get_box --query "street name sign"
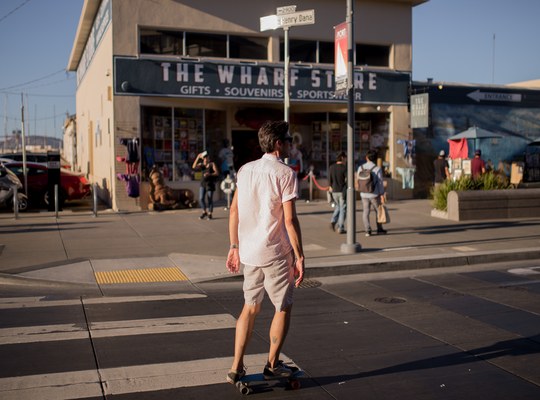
[278,9,315,27]
[260,5,315,31]
[277,5,296,15]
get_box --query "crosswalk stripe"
[0,324,89,344]
[0,370,103,400]
[91,314,236,338]
[0,293,206,309]
[0,294,306,399]
[0,353,296,400]
[0,313,236,345]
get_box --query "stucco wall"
[75,26,115,207]
[111,0,413,69]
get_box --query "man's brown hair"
[258,120,290,153]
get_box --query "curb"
[2,248,539,287]
[0,272,98,288]
[198,247,540,283]
[304,247,540,278]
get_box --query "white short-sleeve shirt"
[236,153,298,266]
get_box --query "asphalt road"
[1,260,539,399]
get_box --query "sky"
[0,0,83,144]
[412,0,540,85]
[0,0,539,143]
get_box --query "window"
[229,35,267,60]
[7,165,23,175]
[140,29,183,55]
[186,32,226,58]
[318,41,334,64]
[141,106,226,182]
[29,167,47,176]
[140,30,268,61]
[356,44,390,67]
[279,40,335,64]
[280,39,316,63]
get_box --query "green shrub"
[431,172,511,211]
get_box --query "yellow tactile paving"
[95,267,188,284]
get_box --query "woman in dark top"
[192,151,220,219]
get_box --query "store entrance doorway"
[232,130,262,170]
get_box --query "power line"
[2,90,75,98]
[0,68,65,91]
[0,0,32,24]
[22,93,74,98]
[0,112,69,122]
[2,92,74,98]
[0,76,75,94]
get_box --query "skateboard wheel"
[237,383,252,395]
[289,379,301,390]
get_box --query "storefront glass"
[289,112,390,178]
[141,106,226,182]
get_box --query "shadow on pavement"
[304,334,540,388]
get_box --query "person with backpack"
[357,150,387,236]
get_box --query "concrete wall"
[447,189,540,221]
[75,26,115,207]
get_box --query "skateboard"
[235,367,304,395]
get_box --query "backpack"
[357,165,376,193]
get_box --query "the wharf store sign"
[115,57,409,105]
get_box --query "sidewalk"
[1,199,540,287]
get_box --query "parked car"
[4,161,91,207]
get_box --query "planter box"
[445,188,540,221]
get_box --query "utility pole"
[54,105,57,150]
[260,5,315,122]
[2,94,7,152]
[341,0,361,254]
[492,33,496,84]
[283,26,290,122]
[20,94,28,195]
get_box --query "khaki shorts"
[243,251,295,312]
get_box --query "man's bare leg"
[267,304,292,367]
[230,303,261,372]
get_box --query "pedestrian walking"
[357,149,387,236]
[192,151,220,219]
[225,120,305,384]
[471,149,486,179]
[433,149,450,188]
[328,151,347,234]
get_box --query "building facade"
[62,115,77,171]
[68,0,426,211]
[411,81,540,197]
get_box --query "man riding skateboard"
[226,120,305,384]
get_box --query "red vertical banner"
[334,22,348,94]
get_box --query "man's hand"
[294,256,305,288]
[226,249,240,274]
